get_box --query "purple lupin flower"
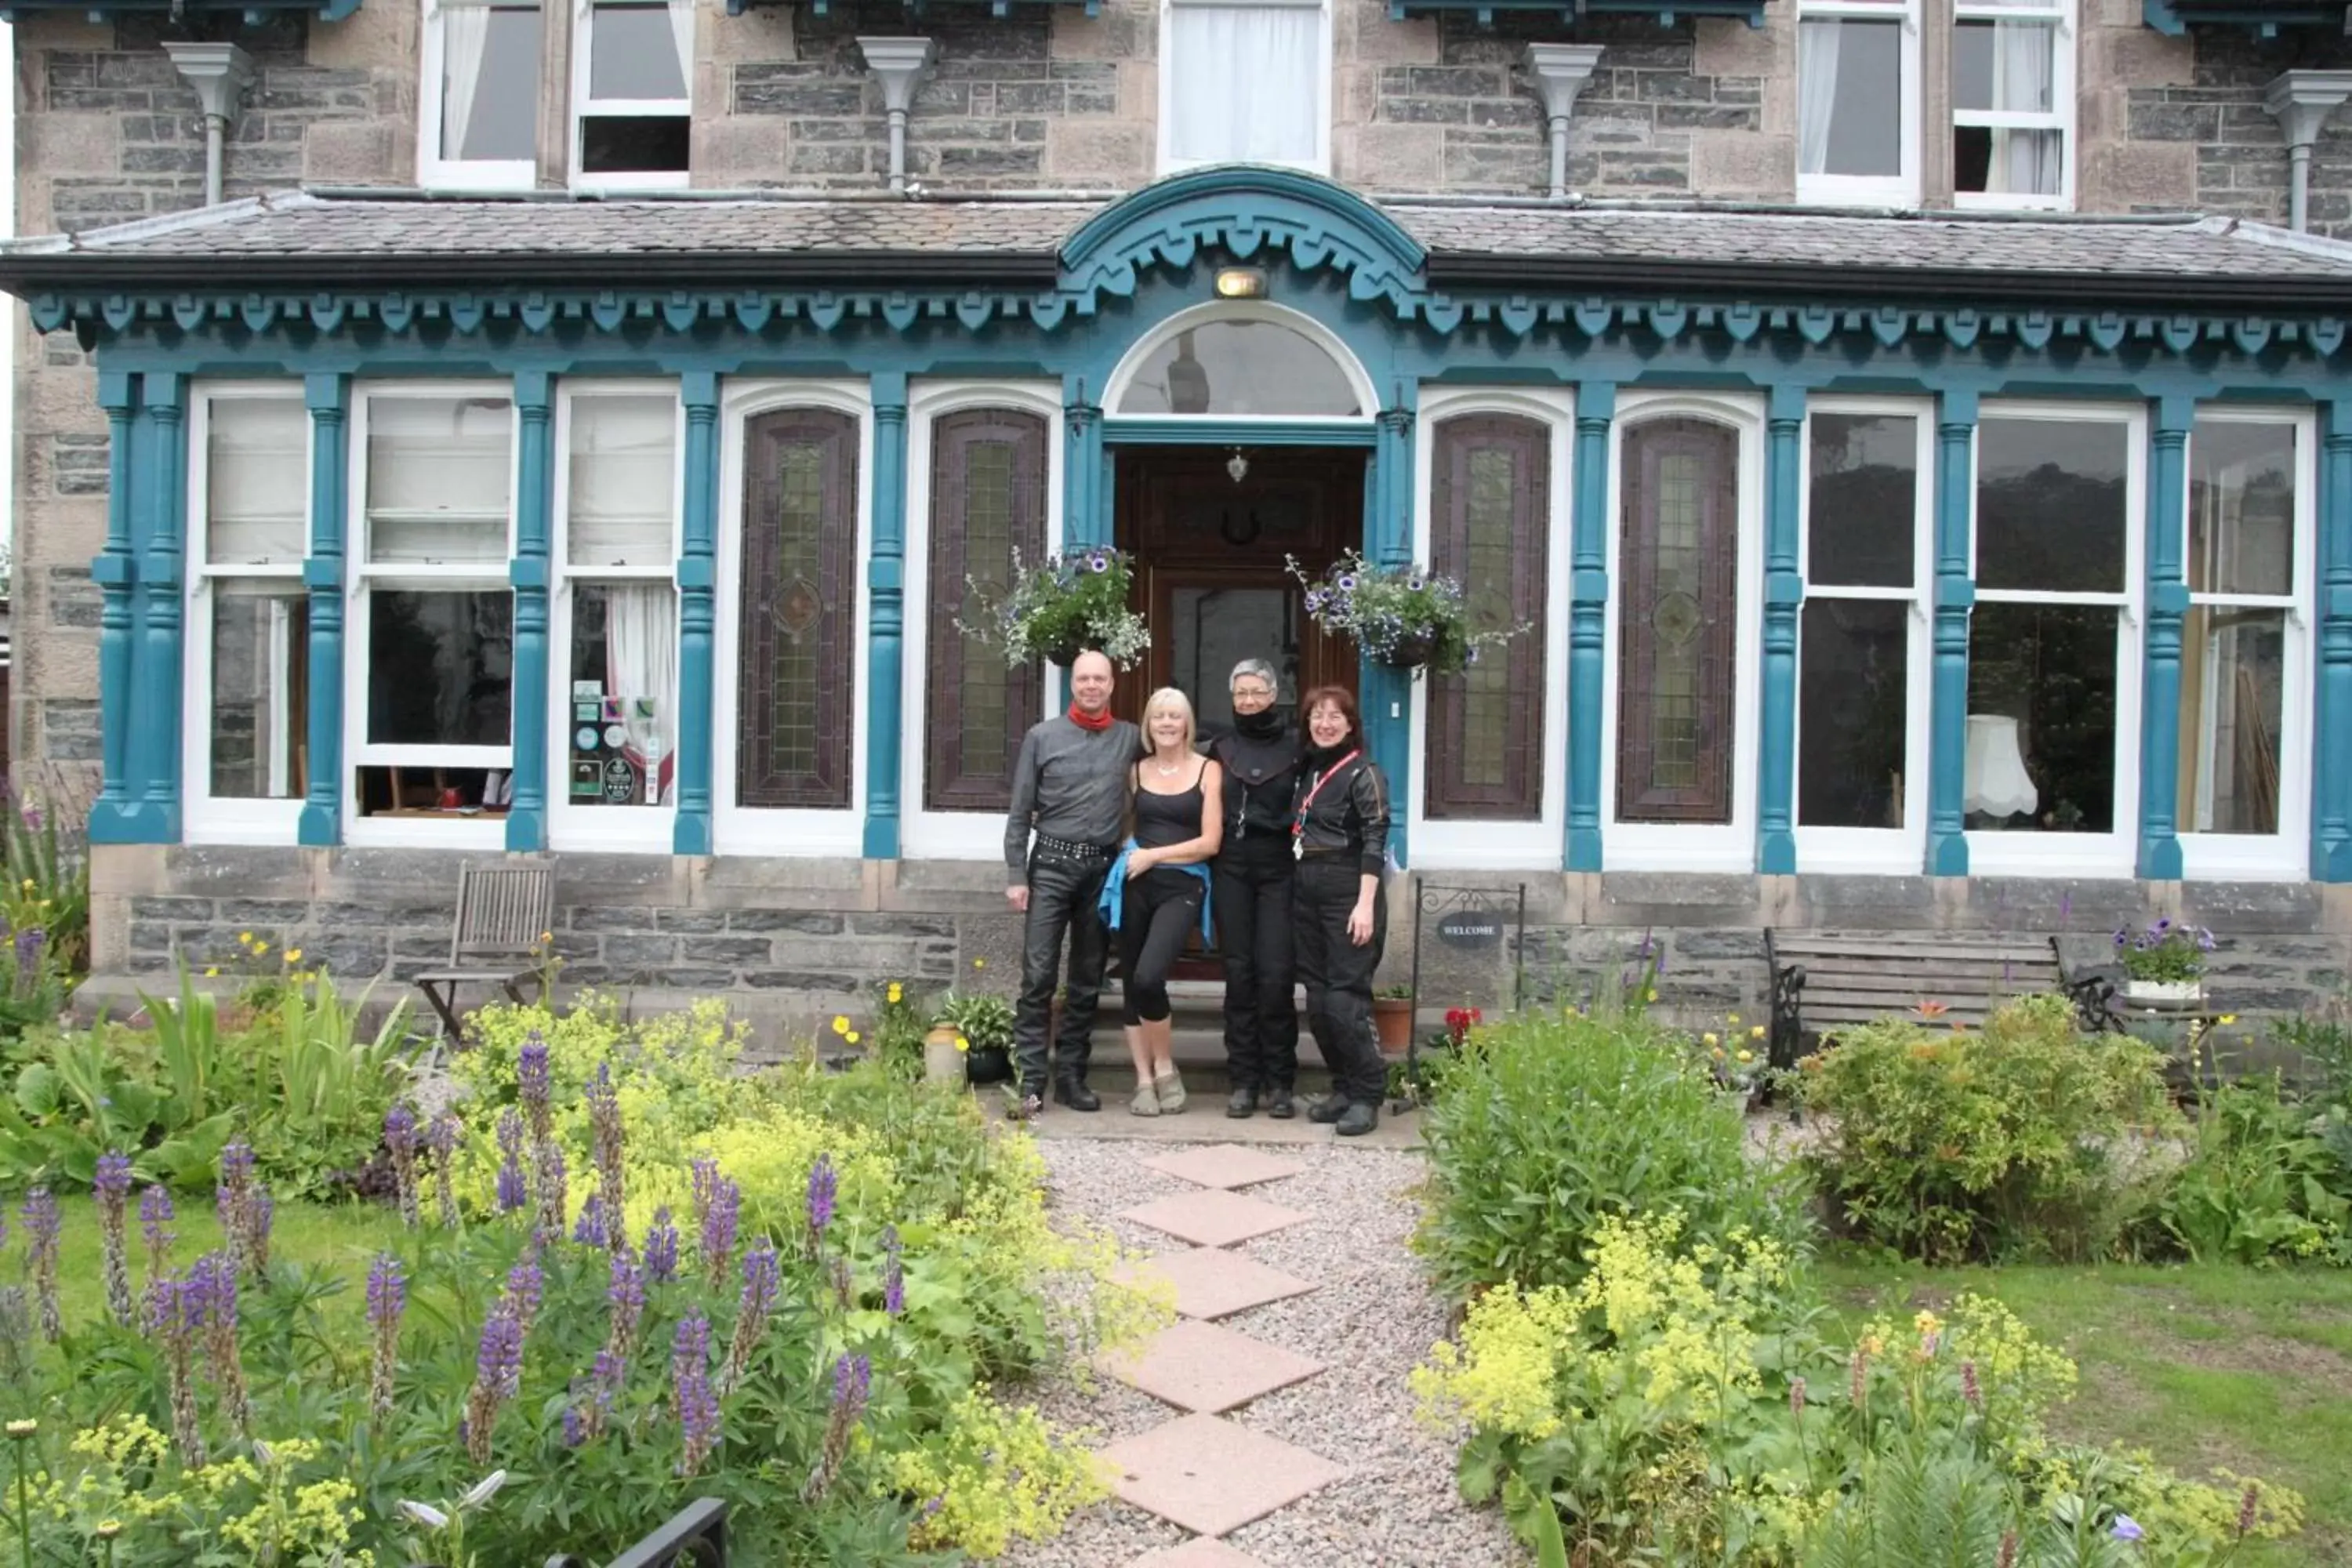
[385,1104,422,1229]
[248,1187,274,1273]
[503,1255,545,1336]
[586,1063,626,1238]
[606,1245,647,1361]
[464,1303,525,1467]
[804,1351,872,1501]
[699,1171,740,1290]
[366,1252,405,1424]
[216,1140,257,1279]
[721,1238,782,1393]
[93,1152,135,1327]
[882,1225,905,1317]
[15,927,47,993]
[151,1272,207,1468]
[21,1190,60,1341]
[427,1111,462,1229]
[580,1345,627,1443]
[572,1193,608,1250]
[517,1033,553,1144]
[644,1207,680,1284]
[536,1141,568,1240]
[670,1311,720,1477]
[193,1250,252,1436]
[561,1403,586,1448]
[804,1154,837,1257]
[139,1185,176,1284]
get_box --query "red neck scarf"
[1067,702,1114,732]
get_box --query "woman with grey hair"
[1207,658,1303,1117]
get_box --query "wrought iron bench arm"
[545,1498,728,1568]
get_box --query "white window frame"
[713,379,872,857]
[2178,406,2314,880]
[1103,299,1377,430]
[1601,391,1766,872]
[343,381,520,851]
[419,0,541,191]
[1793,397,1934,872]
[1963,398,2143,878]
[183,382,311,846]
[1407,385,1573,869]
[1156,0,1332,177]
[901,380,1065,862]
[571,0,692,193]
[1951,0,2075,212]
[550,380,684,854]
[1795,0,1922,208]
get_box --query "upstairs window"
[1161,0,1329,174]
[422,0,543,189]
[574,0,694,187]
[1952,0,2072,208]
[1797,0,1918,205]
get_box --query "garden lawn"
[1820,1254,2352,1568]
[30,1191,408,1331]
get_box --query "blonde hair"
[1142,687,1198,754]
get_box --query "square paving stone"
[1100,1318,1326,1413]
[1118,1247,1317,1320]
[1139,1144,1308,1190]
[1120,1189,1310,1248]
[1102,1413,1346,1537]
[1128,1539,1276,1567]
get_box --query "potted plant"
[1374,983,1416,1057]
[2115,917,2215,1008]
[958,546,1152,670]
[1287,550,1530,678]
[935,989,1017,1086]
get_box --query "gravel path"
[1001,1138,1524,1568]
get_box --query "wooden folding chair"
[412,861,557,1040]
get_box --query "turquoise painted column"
[87,372,140,844]
[2137,397,2193,880]
[1927,392,1978,876]
[132,373,187,842]
[298,375,350,847]
[506,372,553,852]
[673,372,720,856]
[1566,382,1613,872]
[1367,396,1415,867]
[863,373,910,860]
[1062,383,1105,549]
[2317,402,2352,880]
[1758,385,1806,874]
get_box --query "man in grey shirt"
[1004,649,1141,1120]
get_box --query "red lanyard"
[1291,750,1361,840]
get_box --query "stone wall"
[9,5,414,779]
[86,845,2352,1051]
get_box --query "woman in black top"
[1115,688,1224,1117]
[1290,685,1391,1137]
[1209,659,1303,1120]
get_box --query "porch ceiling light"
[1214,267,1268,299]
[1227,448,1250,484]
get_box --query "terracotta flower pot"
[1374,996,1414,1057]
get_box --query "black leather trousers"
[1213,838,1300,1092]
[1293,855,1388,1105]
[1012,851,1112,1094]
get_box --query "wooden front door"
[1617,417,1739,824]
[1114,447,1362,730]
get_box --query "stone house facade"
[11,0,2352,1042]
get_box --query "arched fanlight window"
[1114,318,1363,417]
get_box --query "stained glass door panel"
[1617,418,1738,824]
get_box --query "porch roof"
[9,186,2352,310]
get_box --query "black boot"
[1308,1093,1348,1124]
[1265,1087,1295,1120]
[1225,1087,1258,1119]
[1334,1102,1380,1138]
[1052,1078,1102,1112]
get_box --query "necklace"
[1151,757,1184,778]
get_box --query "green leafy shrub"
[1414,1005,1810,1298]
[0,779,89,1040]
[2155,1073,2351,1265]
[1412,1209,2303,1568]
[1797,995,2176,1263]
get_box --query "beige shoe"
[1130,1081,1162,1116]
[1155,1069,1187,1114]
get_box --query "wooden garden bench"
[1763,928,2063,1070]
[411,861,556,1040]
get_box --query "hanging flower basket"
[956,547,1151,671]
[1286,550,1528,678]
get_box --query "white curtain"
[666,0,696,99]
[1987,20,2059,195]
[605,585,678,805]
[1167,3,1321,166]
[439,0,492,162]
[1797,20,1842,177]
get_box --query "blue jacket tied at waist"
[1097,840,1214,943]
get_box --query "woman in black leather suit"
[1288,685,1391,1137]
